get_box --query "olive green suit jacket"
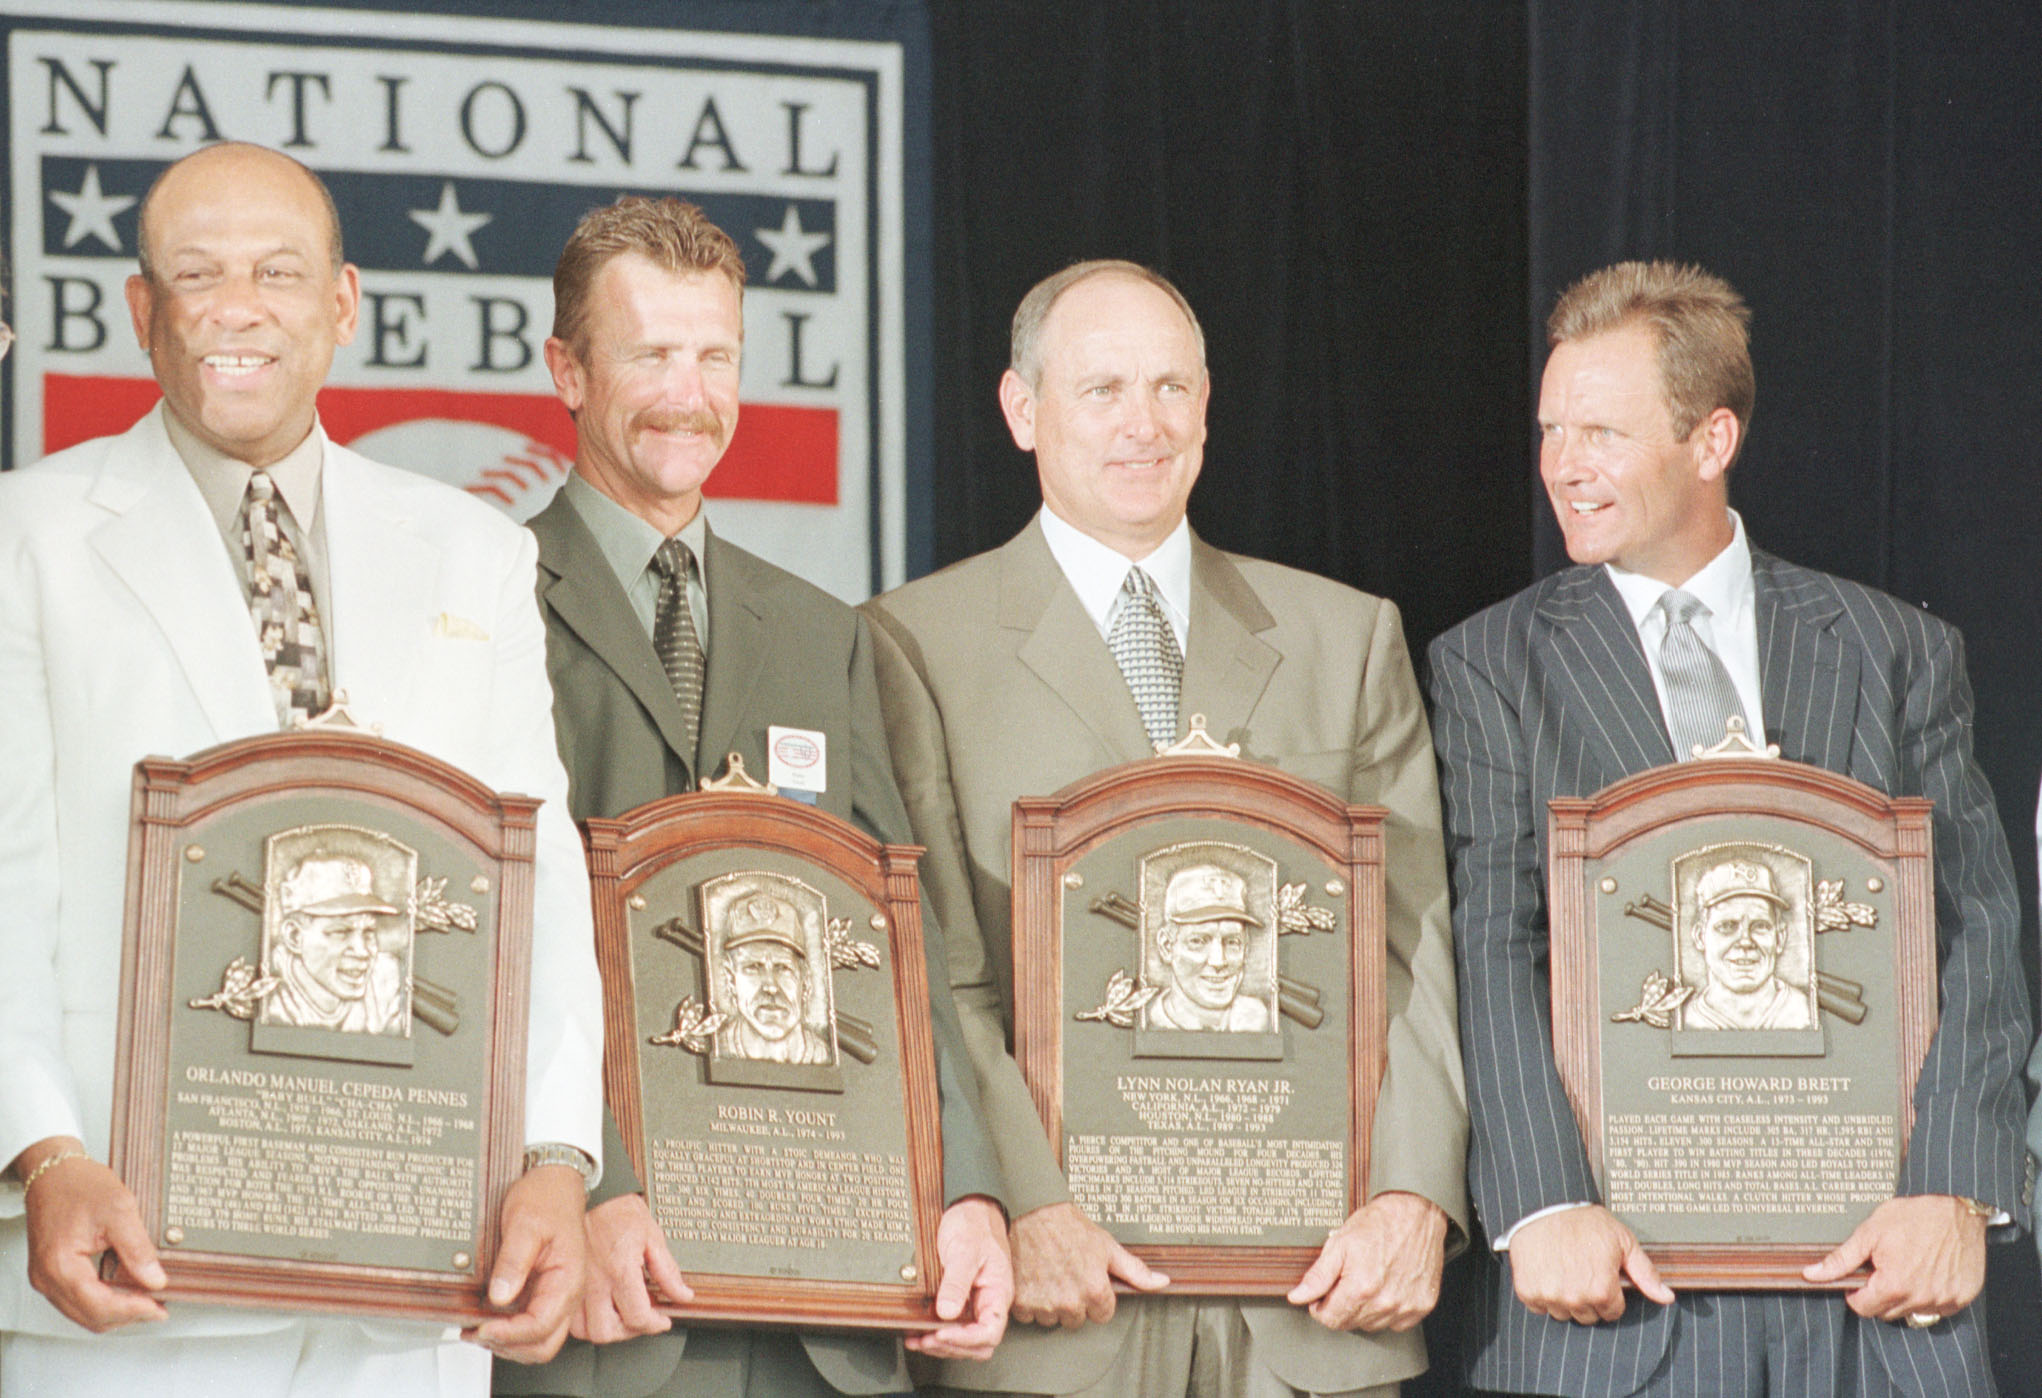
[496,493,1002,1398]
[861,519,1469,1394]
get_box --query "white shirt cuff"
[1493,1200,1594,1251]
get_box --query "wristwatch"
[522,1142,598,1192]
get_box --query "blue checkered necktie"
[1108,566,1182,750]
[651,536,705,757]
[1655,588,1744,759]
[241,469,329,729]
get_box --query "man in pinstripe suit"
[1428,261,2032,1397]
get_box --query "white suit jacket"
[0,405,603,1339]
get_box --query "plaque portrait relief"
[1139,862,1274,1033]
[712,891,834,1065]
[1073,837,1335,1065]
[259,845,414,1038]
[667,870,851,1092]
[1675,848,1815,1032]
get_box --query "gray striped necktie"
[1656,588,1743,759]
[651,536,705,757]
[1108,566,1182,749]
[241,469,329,728]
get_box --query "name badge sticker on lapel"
[768,726,827,796]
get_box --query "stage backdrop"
[1,0,932,600]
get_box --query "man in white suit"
[0,142,603,1394]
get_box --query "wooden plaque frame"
[1549,752,1936,1289]
[1013,748,1386,1293]
[110,727,535,1321]
[586,787,944,1332]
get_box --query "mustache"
[637,407,725,439]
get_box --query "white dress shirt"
[1037,506,1192,653]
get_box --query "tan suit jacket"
[862,519,1468,1393]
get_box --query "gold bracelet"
[1955,1196,1998,1219]
[19,1149,89,1197]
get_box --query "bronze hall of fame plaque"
[1012,719,1388,1293]
[110,720,536,1321]
[1548,726,1936,1288]
[587,757,943,1332]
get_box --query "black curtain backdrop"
[926,1,1532,653]
[1529,6,2042,1391]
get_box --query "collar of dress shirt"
[562,472,711,646]
[1604,509,1754,635]
[166,403,326,540]
[1037,505,1192,649]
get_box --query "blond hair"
[1548,260,1754,442]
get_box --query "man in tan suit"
[862,261,1469,1397]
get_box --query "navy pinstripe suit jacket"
[1427,550,2031,1397]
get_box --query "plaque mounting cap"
[700,751,774,794]
[1691,716,1780,761]
[297,688,381,736]
[1157,713,1240,760]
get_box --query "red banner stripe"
[39,376,838,504]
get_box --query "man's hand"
[1508,1205,1673,1325]
[908,1195,1012,1361]
[1010,1201,1168,1329]
[468,1165,588,1364]
[1803,1194,1987,1323]
[571,1193,694,1344]
[1286,1191,1447,1332]
[17,1136,167,1332]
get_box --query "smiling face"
[724,941,806,1042]
[545,255,742,537]
[1537,321,1738,586]
[125,145,359,468]
[1696,893,1783,996]
[1160,916,1248,1012]
[1000,272,1209,561]
[284,910,380,1002]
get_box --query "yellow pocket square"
[434,612,490,641]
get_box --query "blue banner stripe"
[39,155,836,292]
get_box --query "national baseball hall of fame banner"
[1,0,929,600]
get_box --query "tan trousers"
[919,1294,1401,1398]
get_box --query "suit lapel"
[696,528,770,781]
[1753,550,1859,771]
[1535,567,1676,774]
[86,409,275,740]
[1180,537,1277,747]
[1004,524,1155,763]
[529,493,699,779]
[322,447,436,728]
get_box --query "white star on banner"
[408,182,493,270]
[755,204,831,287]
[49,164,136,252]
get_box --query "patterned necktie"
[1655,588,1744,759]
[1108,565,1183,750]
[651,536,705,756]
[241,469,329,728]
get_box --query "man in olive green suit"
[862,261,1469,1397]
[497,197,1009,1398]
